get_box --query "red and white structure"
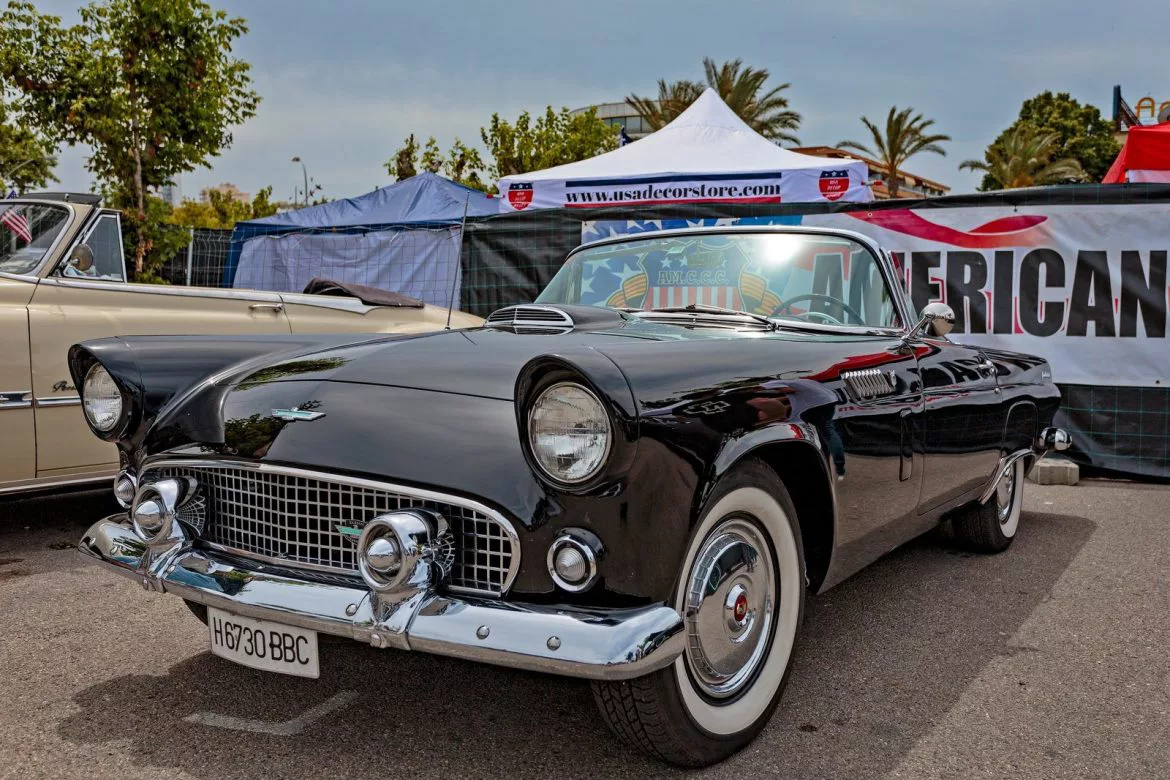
[1103,121,1170,184]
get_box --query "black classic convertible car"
[74,226,1068,766]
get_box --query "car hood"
[216,316,822,401]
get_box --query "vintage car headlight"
[82,363,123,433]
[528,382,611,484]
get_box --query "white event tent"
[497,88,872,211]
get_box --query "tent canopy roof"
[1103,122,1170,183]
[501,88,868,183]
[240,171,497,229]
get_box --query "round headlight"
[82,363,123,433]
[528,382,611,484]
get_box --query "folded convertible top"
[302,277,425,308]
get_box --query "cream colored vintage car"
[0,193,481,496]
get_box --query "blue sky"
[37,0,1170,201]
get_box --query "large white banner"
[582,204,1170,387]
[501,169,872,212]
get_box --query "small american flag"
[0,206,32,244]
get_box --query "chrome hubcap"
[684,517,776,699]
[996,464,1016,524]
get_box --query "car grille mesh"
[146,463,517,596]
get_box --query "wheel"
[592,460,806,767]
[951,457,1025,553]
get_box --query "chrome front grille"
[145,462,519,596]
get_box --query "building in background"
[159,176,181,207]
[791,147,949,199]
[571,101,656,141]
[199,182,250,204]
[1112,85,1169,142]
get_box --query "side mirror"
[66,244,95,273]
[912,302,955,339]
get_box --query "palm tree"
[837,107,950,198]
[959,127,1087,189]
[625,58,801,144]
[625,79,704,134]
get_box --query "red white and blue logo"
[818,169,851,202]
[507,181,534,210]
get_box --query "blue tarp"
[224,172,498,286]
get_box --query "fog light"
[113,471,137,509]
[365,536,402,575]
[546,531,601,593]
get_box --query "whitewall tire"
[952,457,1026,553]
[592,459,806,766]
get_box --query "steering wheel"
[772,293,866,326]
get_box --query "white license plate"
[207,606,320,679]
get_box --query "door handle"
[249,303,284,313]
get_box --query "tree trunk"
[132,143,146,277]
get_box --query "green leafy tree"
[390,133,419,180]
[626,58,801,143]
[837,106,950,198]
[960,126,1087,189]
[481,106,618,180]
[169,185,279,229]
[386,134,486,189]
[0,0,260,280]
[978,91,1120,188]
[0,95,56,193]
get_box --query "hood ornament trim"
[271,407,326,422]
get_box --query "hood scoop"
[485,305,575,334]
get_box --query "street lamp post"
[291,156,309,207]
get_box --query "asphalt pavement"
[0,480,1167,779]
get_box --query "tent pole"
[445,193,471,329]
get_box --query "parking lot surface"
[1,480,1167,779]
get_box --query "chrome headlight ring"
[526,381,613,486]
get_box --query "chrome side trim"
[140,457,522,595]
[78,514,685,681]
[0,271,39,283]
[34,395,81,407]
[0,390,32,410]
[978,448,1032,504]
[277,292,379,314]
[37,276,284,302]
[0,471,111,496]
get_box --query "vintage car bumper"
[78,513,685,681]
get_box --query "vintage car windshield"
[0,203,71,275]
[537,231,901,329]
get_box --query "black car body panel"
[70,315,1059,604]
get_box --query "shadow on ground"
[57,510,1093,778]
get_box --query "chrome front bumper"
[79,514,685,681]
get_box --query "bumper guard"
[79,514,684,681]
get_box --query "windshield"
[537,231,901,329]
[0,203,71,275]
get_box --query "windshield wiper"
[633,303,776,330]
